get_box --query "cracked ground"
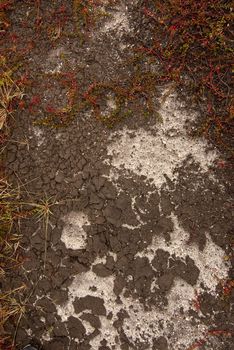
[1,1,233,350]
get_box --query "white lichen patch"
[100,3,131,36]
[123,281,207,349]
[29,126,45,147]
[106,94,117,110]
[56,210,230,349]
[61,211,90,250]
[56,270,207,349]
[45,47,65,74]
[107,93,218,188]
[137,213,230,292]
[100,94,118,118]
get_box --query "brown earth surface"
[1,1,233,350]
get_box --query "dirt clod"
[73,296,106,316]
[66,316,86,339]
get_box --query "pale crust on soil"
[2,1,233,350]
